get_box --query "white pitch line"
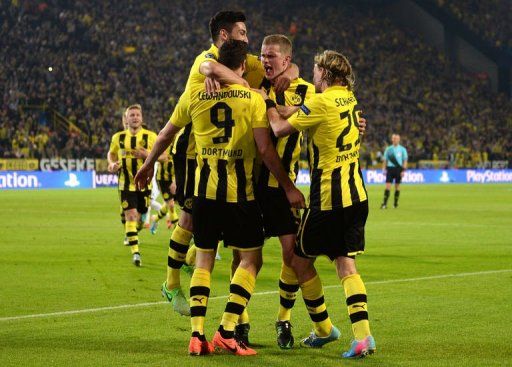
[1,269,510,322]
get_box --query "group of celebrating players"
[108,10,375,359]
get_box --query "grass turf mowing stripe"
[1,268,510,322]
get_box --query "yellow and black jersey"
[156,146,174,181]
[288,85,367,210]
[258,77,315,188]
[172,44,264,158]
[109,128,157,192]
[170,83,268,203]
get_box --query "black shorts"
[119,190,151,214]
[295,200,369,261]
[193,197,264,251]
[256,187,300,237]
[157,180,175,201]
[174,155,196,214]
[386,167,403,184]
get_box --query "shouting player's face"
[260,44,290,81]
[126,108,143,130]
[227,22,248,43]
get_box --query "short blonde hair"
[314,50,355,90]
[125,104,142,115]
[262,34,292,56]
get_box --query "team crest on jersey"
[163,193,169,200]
[290,94,303,106]
[122,200,129,209]
[204,53,216,59]
[140,140,146,148]
[300,104,311,115]
[184,198,193,210]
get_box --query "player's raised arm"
[200,61,249,89]
[135,122,181,190]
[253,127,305,208]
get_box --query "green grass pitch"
[1,184,511,366]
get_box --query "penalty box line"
[1,269,510,322]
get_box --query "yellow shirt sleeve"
[251,93,269,129]
[169,92,192,128]
[187,51,218,91]
[246,53,263,74]
[288,94,325,131]
[109,133,119,155]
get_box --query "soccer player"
[381,133,408,209]
[135,40,305,356]
[162,10,299,317]
[254,34,315,349]
[260,50,376,358]
[108,104,164,266]
[149,145,179,234]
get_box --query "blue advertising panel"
[0,171,95,190]
[94,172,119,188]
[296,169,512,186]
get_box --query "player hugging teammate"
[133,10,374,360]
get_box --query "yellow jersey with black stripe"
[288,85,366,210]
[172,44,265,159]
[258,77,315,188]
[109,128,157,192]
[156,146,174,181]
[170,84,268,203]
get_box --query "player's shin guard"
[383,189,390,205]
[277,264,299,321]
[300,274,332,337]
[394,190,400,206]
[190,268,211,337]
[219,267,255,338]
[166,225,193,290]
[157,204,168,220]
[126,221,139,254]
[342,274,371,340]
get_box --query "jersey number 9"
[210,102,235,144]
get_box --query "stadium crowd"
[1,0,511,167]
[436,0,512,52]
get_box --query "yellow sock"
[166,225,192,289]
[185,244,197,267]
[300,274,332,337]
[277,263,299,321]
[126,221,139,254]
[342,273,371,340]
[238,308,249,324]
[169,206,179,223]
[190,268,211,335]
[220,267,255,335]
[158,204,168,220]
